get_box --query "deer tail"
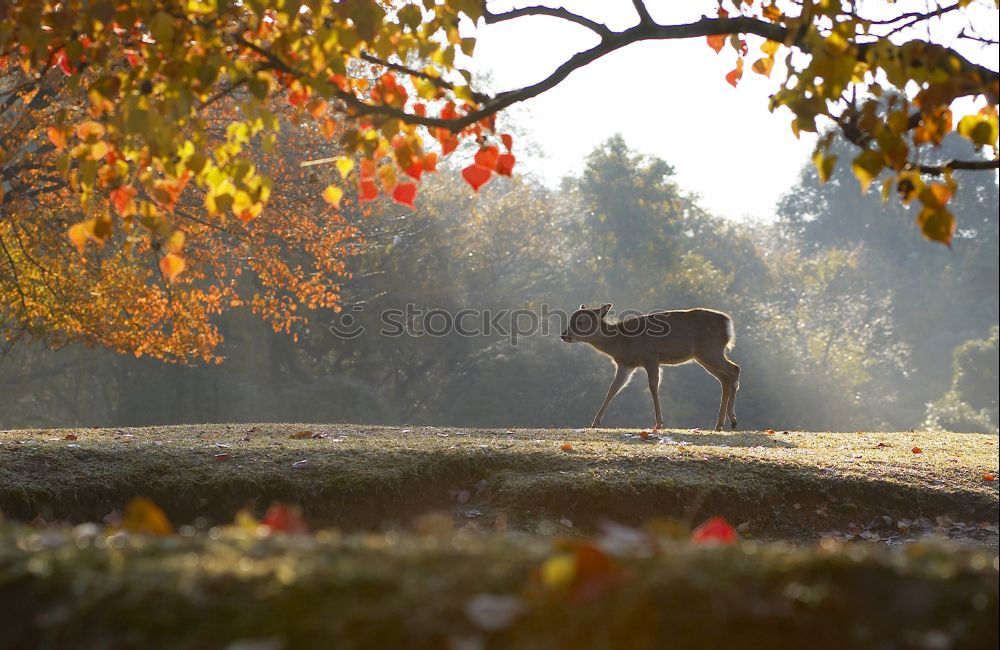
[724,317,735,352]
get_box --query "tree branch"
[916,158,1000,176]
[481,2,612,39]
[631,0,654,26]
[358,52,492,104]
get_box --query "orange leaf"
[64,433,78,440]
[122,497,173,536]
[751,56,774,78]
[261,502,308,533]
[47,127,67,150]
[322,118,337,139]
[561,442,574,452]
[912,447,922,454]
[706,34,726,54]
[358,178,378,202]
[413,103,427,117]
[984,473,996,481]
[392,182,417,209]
[359,158,376,179]
[474,145,500,170]
[159,253,186,282]
[725,60,744,87]
[501,133,513,152]
[639,431,650,440]
[67,222,91,254]
[766,428,776,435]
[110,186,137,216]
[75,120,105,141]
[495,153,516,177]
[691,516,738,544]
[462,164,492,191]
[422,152,438,172]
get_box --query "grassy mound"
[1,523,996,649]
[1,425,997,540]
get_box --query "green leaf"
[851,150,883,193]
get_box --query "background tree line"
[1,132,997,433]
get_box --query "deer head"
[561,303,612,343]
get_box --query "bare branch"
[631,0,654,26]
[917,158,1000,176]
[482,2,612,39]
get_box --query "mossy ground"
[1,424,997,542]
[1,424,998,648]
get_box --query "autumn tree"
[1,0,998,360]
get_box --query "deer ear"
[599,303,612,317]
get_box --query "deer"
[561,304,740,432]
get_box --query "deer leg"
[645,362,664,430]
[727,362,740,430]
[591,365,633,428]
[695,357,733,432]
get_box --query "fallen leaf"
[261,502,308,533]
[691,516,739,544]
[766,429,776,435]
[984,473,996,481]
[912,447,922,454]
[289,430,314,439]
[560,443,574,452]
[63,433,78,441]
[639,431,650,440]
[122,497,172,536]
[214,453,231,462]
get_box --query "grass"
[1,424,997,541]
[1,522,996,649]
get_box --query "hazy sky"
[464,1,997,221]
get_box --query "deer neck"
[581,324,620,356]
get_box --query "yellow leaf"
[915,206,955,246]
[89,141,109,160]
[919,183,952,210]
[67,222,91,254]
[335,157,354,179]
[752,56,774,78]
[322,184,344,207]
[123,497,173,535]
[377,164,397,192]
[164,230,185,254]
[159,252,186,282]
[540,554,576,588]
[812,150,837,182]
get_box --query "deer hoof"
[731,421,738,430]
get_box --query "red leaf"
[984,473,996,481]
[501,133,513,152]
[110,187,137,216]
[691,516,739,544]
[55,49,73,75]
[261,503,308,533]
[462,164,492,191]
[561,442,574,452]
[495,153,516,177]
[474,145,500,170]
[392,182,417,209]
[441,134,459,156]
[912,447,922,454]
[359,158,376,179]
[404,162,423,180]
[422,152,438,172]
[413,103,427,117]
[358,178,378,202]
